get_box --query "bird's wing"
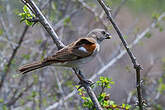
[43,38,96,63]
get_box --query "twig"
[22,0,65,50]
[45,90,77,110]
[112,0,128,18]
[45,11,165,110]
[0,25,29,90]
[40,0,53,10]
[96,0,143,109]
[96,0,128,68]
[6,75,26,106]
[52,9,78,30]
[21,0,103,110]
[53,69,68,109]
[104,105,129,110]
[72,68,103,110]
[76,0,107,28]
[5,82,33,106]
[1,1,54,104]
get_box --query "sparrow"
[19,29,111,74]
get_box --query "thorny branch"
[96,0,148,109]
[45,9,165,110]
[21,0,103,110]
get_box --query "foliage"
[144,32,152,39]
[0,0,165,109]
[77,76,131,110]
[158,77,165,94]
[18,5,35,26]
[157,60,165,94]
[125,0,165,14]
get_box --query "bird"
[19,29,111,74]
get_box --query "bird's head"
[87,28,112,44]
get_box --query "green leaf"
[12,74,20,79]
[97,76,114,88]
[126,104,131,109]
[32,74,39,84]
[103,100,109,106]
[163,16,165,21]
[112,104,117,108]
[81,96,87,101]
[19,5,35,26]
[152,12,160,20]
[53,95,56,101]
[32,91,37,97]
[23,5,30,13]
[11,59,16,65]
[145,32,152,39]
[0,29,3,36]
[0,98,4,103]
[35,39,43,44]
[161,84,165,91]
[155,23,160,28]
[2,105,8,110]
[19,99,25,105]
[22,54,30,60]
[159,77,163,83]
[64,17,71,26]
[122,103,125,108]
[162,57,165,63]
[109,100,115,105]
[25,20,33,26]
[159,27,163,32]
[4,64,8,72]
[51,2,57,10]
[25,107,31,110]
[123,35,128,39]
[155,23,164,32]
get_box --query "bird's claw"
[77,79,95,90]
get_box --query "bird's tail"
[19,60,53,74]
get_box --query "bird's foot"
[77,79,95,90]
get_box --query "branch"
[0,25,29,90]
[6,75,26,106]
[46,11,165,110]
[45,90,77,110]
[21,0,102,110]
[22,0,65,50]
[76,0,107,29]
[0,0,55,102]
[53,69,68,109]
[112,0,128,18]
[72,68,103,110]
[5,81,33,106]
[97,0,140,69]
[96,0,143,109]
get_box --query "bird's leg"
[72,67,94,89]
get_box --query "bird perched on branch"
[19,29,111,74]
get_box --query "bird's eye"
[101,31,106,35]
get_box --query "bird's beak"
[105,33,112,39]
